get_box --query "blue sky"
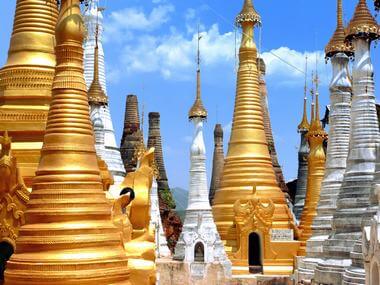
[1,0,379,190]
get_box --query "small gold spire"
[325,0,353,58]
[309,73,327,136]
[189,30,207,120]
[88,23,108,105]
[346,0,379,42]
[298,57,310,131]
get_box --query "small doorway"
[248,232,262,274]
[194,242,205,262]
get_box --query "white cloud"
[261,47,329,86]
[115,24,235,80]
[104,4,174,42]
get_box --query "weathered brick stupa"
[212,0,299,275]
[314,0,380,284]
[294,69,310,220]
[257,58,289,199]
[147,112,182,251]
[296,0,353,281]
[4,1,131,283]
[174,41,231,280]
[0,0,58,187]
[84,0,126,198]
[209,124,224,205]
[120,94,143,174]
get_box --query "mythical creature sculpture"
[0,131,30,248]
[0,131,30,279]
[114,146,157,285]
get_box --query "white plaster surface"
[84,1,126,198]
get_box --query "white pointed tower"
[173,33,231,277]
[84,1,126,198]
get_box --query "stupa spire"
[212,0,299,274]
[4,1,130,283]
[326,0,353,58]
[174,41,231,278]
[88,23,108,105]
[189,30,207,121]
[296,1,353,277]
[314,0,380,283]
[298,58,310,132]
[297,73,327,255]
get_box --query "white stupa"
[84,1,126,198]
[173,37,231,278]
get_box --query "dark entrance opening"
[194,242,205,262]
[0,241,14,281]
[248,232,262,274]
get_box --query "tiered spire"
[188,32,207,121]
[88,25,108,105]
[212,0,299,274]
[325,0,353,58]
[298,77,328,253]
[297,2,353,280]
[4,1,130,283]
[346,0,379,41]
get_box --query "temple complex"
[120,94,143,174]
[4,1,131,283]
[173,40,231,280]
[212,0,299,275]
[0,0,58,187]
[84,1,126,198]
[209,124,224,205]
[147,112,183,251]
[297,78,328,256]
[294,70,311,220]
[258,58,289,199]
[296,0,353,281]
[313,0,380,284]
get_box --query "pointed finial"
[346,0,380,42]
[188,30,207,121]
[88,21,108,105]
[310,71,315,124]
[298,56,310,131]
[326,0,354,58]
[308,71,326,134]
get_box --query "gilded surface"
[0,131,30,249]
[4,1,131,284]
[297,91,327,255]
[119,147,157,285]
[212,0,299,275]
[0,0,58,187]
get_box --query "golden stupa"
[297,79,327,255]
[4,1,131,284]
[212,0,299,275]
[0,0,59,188]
